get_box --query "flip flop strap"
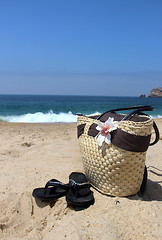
[69,179,91,197]
[69,179,90,189]
[44,179,69,194]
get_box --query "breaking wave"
[0,110,160,123]
[0,110,78,123]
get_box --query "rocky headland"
[148,87,162,97]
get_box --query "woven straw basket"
[77,106,159,197]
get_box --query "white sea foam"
[0,110,78,123]
[0,111,161,123]
[150,115,162,119]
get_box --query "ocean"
[0,94,162,123]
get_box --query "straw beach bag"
[77,106,159,197]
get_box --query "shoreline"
[0,115,162,123]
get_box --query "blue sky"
[0,0,161,96]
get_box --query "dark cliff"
[148,87,162,97]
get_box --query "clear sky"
[0,0,161,96]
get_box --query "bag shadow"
[141,179,162,201]
[128,165,162,201]
[128,179,162,202]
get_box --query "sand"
[0,119,161,240]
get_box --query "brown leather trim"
[77,123,151,152]
[88,123,99,137]
[111,129,151,152]
[77,124,86,138]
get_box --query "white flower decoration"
[95,117,118,146]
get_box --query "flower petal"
[96,134,105,147]
[96,126,102,131]
[97,120,104,128]
[109,124,118,132]
[105,117,114,125]
[105,133,111,144]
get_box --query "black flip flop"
[66,172,94,208]
[32,179,70,201]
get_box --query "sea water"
[0,95,162,123]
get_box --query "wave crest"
[0,110,161,123]
[0,110,77,123]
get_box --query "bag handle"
[121,106,153,121]
[150,121,160,146]
[97,105,159,146]
[97,105,153,120]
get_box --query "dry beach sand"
[0,119,162,240]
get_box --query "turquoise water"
[0,94,162,123]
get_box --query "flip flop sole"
[66,194,95,207]
[66,172,95,207]
[32,187,68,201]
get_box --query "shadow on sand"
[129,166,162,201]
